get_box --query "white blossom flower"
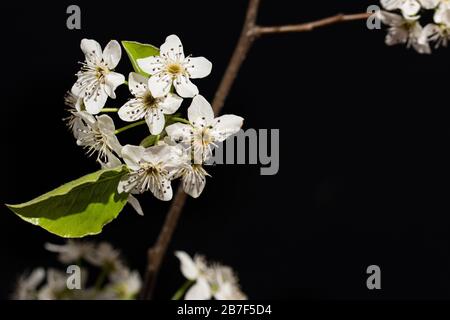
[63,91,85,134]
[434,1,450,24]
[209,266,247,300]
[377,10,431,53]
[175,251,212,300]
[72,39,125,114]
[118,72,183,134]
[37,269,68,300]
[171,145,210,198]
[106,270,142,300]
[421,22,450,47]
[175,251,247,300]
[73,112,122,168]
[13,268,45,300]
[166,95,243,163]
[85,242,123,271]
[137,35,212,98]
[118,144,181,201]
[381,0,440,17]
[45,240,95,264]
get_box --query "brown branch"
[139,1,370,300]
[254,12,370,35]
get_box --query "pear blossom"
[72,39,125,114]
[171,145,210,198]
[421,22,450,47]
[166,95,243,163]
[381,0,440,17]
[210,266,247,300]
[377,10,431,53]
[175,251,247,300]
[118,72,183,134]
[137,35,212,98]
[45,240,95,264]
[63,91,85,135]
[85,242,123,271]
[106,270,142,299]
[435,1,450,24]
[12,268,45,300]
[73,112,122,168]
[118,144,181,201]
[37,269,68,300]
[175,251,212,300]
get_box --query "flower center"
[143,93,157,108]
[167,63,183,76]
[95,66,109,81]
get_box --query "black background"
[1,0,449,300]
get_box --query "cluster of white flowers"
[65,34,243,207]
[377,0,450,53]
[12,241,141,300]
[175,251,247,300]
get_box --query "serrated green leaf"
[6,166,129,238]
[121,41,159,76]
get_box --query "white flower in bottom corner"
[118,72,183,135]
[377,10,431,53]
[72,39,125,114]
[73,111,122,168]
[137,34,212,98]
[175,251,212,300]
[175,251,247,300]
[107,270,142,300]
[13,268,45,300]
[37,269,68,300]
[209,266,247,300]
[118,144,181,201]
[166,95,243,163]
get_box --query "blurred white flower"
[63,91,85,134]
[381,0,440,17]
[377,10,432,53]
[37,269,68,300]
[72,39,125,114]
[137,34,212,98]
[118,72,183,135]
[45,240,95,264]
[73,112,122,168]
[175,251,247,300]
[106,270,142,300]
[166,95,243,163]
[118,144,181,201]
[85,242,122,271]
[12,268,45,300]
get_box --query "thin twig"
[139,0,369,299]
[254,13,370,35]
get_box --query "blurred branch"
[140,0,369,300]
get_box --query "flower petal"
[104,72,125,99]
[160,93,183,114]
[121,145,145,170]
[118,99,147,122]
[80,39,102,64]
[136,56,164,76]
[185,278,211,300]
[175,251,199,280]
[145,109,165,135]
[150,177,173,201]
[211,114,244,142]
[174,75,198,98]
[185,57,212,79]
[182,168,207,198]
[128,72,148,97]
[160,34,185,61]
[84,85,108,114]
[127,194,144,216]
[103,40,122,69]
[148,73,172,98]
[380,0,403,10]
[187,95,214,125]
[400,0,421,18]
[165,123,192,143]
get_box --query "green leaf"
[121,41,159,76]
[6,166,129,238]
